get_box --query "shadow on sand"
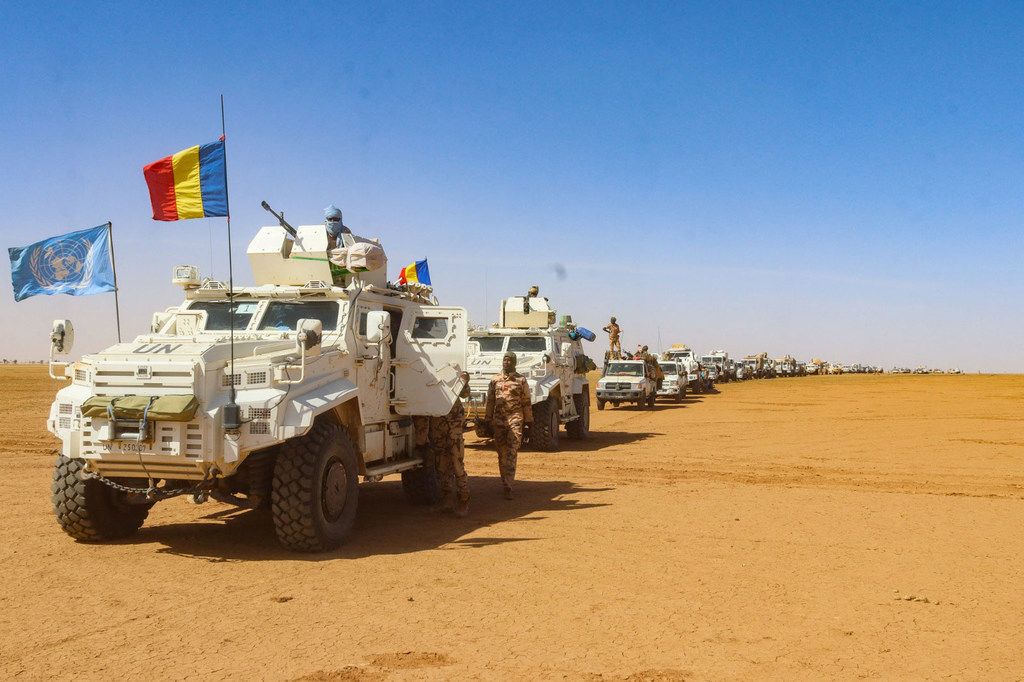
[113,477,610,563]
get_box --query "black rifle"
[260,201,297,238]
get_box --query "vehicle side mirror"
[366,310,391,344]
[152,312,173,333]
[296,318,322,354]
[51,320,74,355]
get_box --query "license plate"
[102,441,153,454]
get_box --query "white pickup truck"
[596,359,657,410]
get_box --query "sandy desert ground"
[1,365,1022,681]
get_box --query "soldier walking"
[485,351,533,499]
[433,372,471,517]
[603,317,621,359]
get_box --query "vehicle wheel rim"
[322,457,348,521]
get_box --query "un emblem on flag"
[29,238,94,291]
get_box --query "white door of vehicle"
[392,306,467,416]
[352,303,390,424]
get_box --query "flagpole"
[105,221,122,343]
[220,94,241,430]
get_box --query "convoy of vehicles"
[37,204,942,554]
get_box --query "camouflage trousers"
[609,336,621,356]
[492,413,524,490]
[431,402,469,499]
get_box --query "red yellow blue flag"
[397,259,431,286]
[143,139,228,221]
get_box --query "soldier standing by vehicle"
[433,372,471,517]
[485,351,533,499]
[603,317,622,359]
[641,345,664,390]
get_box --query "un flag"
[8,224,116,302]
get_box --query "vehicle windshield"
[701,356,717,364]
[659,363,679,375]
[605,362,643,377]
[473,336,507,352]
[187,301,258,330]
[508,337,547,353]
[258,301,340,331]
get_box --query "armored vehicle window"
[659,363,679,375]
[475,336,506,353]
[188,301,257,330]
[259,301,340,331]
[605,362,643,377]
[508,337,547,353]
[412,316,449,340]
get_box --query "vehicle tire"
[566,392,590,439]
[530,397,560,451]
[597,398,606,411]
[51,456,152,541]
[401,458,441,506]
[272,421,359,552]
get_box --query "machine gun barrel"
[260,201,298,238]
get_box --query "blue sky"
[2,1,1022,370]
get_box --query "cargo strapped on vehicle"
[80,395,200,422]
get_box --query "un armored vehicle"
[596,359,656,409]
[47,213,467,552]
[465,292,594,450]
[663,344,704,393]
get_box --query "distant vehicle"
[662,345,705,393]
[596,360,657,410]
[656,360,687,402]
[948,367,963,374]
[699,355,721,383]
[707,350,732,382]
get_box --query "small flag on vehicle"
[397,259,431,286]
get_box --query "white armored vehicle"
[596,359,657,409]
[708,349,732,382]
[47,210,467,552]
[662,344,704,393]
[465,291,594,450]
[656,359,687,402]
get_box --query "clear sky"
[2,2,1022,371]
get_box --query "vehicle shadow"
[119,477,611,562]
[467,429,659,453]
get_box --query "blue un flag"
[8,224,116,302]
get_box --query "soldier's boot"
[454,494,470,518]
[438,491,456,514]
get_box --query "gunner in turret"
[324,204,350,247]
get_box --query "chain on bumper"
[80,466,219,500]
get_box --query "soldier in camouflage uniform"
[603,316,622,359]
[641,345,664,390]
[485,351,533,499]
[432,372,471,517]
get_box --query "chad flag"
[143,139,228,221]
[397,259,431,286]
